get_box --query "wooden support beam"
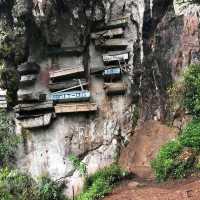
[95,16,128,30]
[95,38,128,50]
[49,66,84,80]
[48,90,90,103]
[17,113,53,129]
[103,50,129,64]
[14,101,53,113]
[48,79,88,91]
[91,28,124,39]
[104,82,128,95]
[17,62,40,75]
[55,103,97,114]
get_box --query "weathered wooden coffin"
[0,96,6,101]
[104,82,128,95]
[95,38,128,49]
[0,100,7,108]
[48,79,88,91]
[103,67,121,78]
[55,103,97,114]
[96,16,128,30]
[48,90,90,102]
[49,66,84,80]
[20,75,37,86]
[103,50,129,64]
[0,89,6,96]
[90,66,105,75]
[14,101,53,113]
[47,46,84,56]
[91,28,124,39]
[17,113,52,129]
[18,92,47,102]
[17,62,40,75]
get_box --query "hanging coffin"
[17,113,53,129]
[104,82,128,95]
[0,89,7,108]
[49,66,84,81]
[48,90,90,102]
[0,100,7,108]
[18,92,47,102]
[103,67,121,78]
[48,79,88,92]
[14,101,53,113]
[96,16,128,30]
[17,62,40,75]
[103,50,129,64]
[91,28,124,40]
[55,103,97,114]
[95,38,128,50]
[20,75,37,87]
[47,46,84,56]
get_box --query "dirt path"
[104,178,200,200]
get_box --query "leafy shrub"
[151,140,183,182]
[0,110,20,166]
[76,164,128,200]
[68,154,87,176]
[183,64,200,116]
[38,176,66,200]
[179,120,200,150]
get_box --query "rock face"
[1,0,200,198]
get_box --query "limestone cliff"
[0,0,200,198]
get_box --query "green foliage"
[0,110,20,166]
[0,168,38,200]
[183,64,200,116]
[179,120,200,150]
[38,176,66,200]
[68,154,87,176]
[76,164,128,200]
[151,140,183,182]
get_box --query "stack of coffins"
[48,66,97,114]
[16,62,54,129]
[18,62,40,87]
[91,16,129,95]
[0,89,7,108]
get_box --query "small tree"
[0,110,19,166]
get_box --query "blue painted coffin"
[103,67,121,77]
[48,90,91,102]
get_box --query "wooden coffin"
[48,90,90,102]
[91,28,124,39]
[17,62,40,75]
[0,96,6,101]
[103,67,121,78]
[96,16,128,30]
[48,79,88,91]
[104,82,128,95]
[49,66,84,80]
[47,46,84,56]
[17,113,52,129]
[95,38,128,50]
[103,50,129,64]
[20,75,37,86]
[0,89,6,96]
[90,66,105,75]
[18,92,47,102]
[0,100,7,108]
[55,103,97,114]
[14,101,53,113]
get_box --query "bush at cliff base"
[151,120,200,182]
[183,64,200,116]
[0,168,68,200]
[76,164,129,200]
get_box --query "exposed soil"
[104,178,200,200]
[119,120,178,179]
[104,121,200,200]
